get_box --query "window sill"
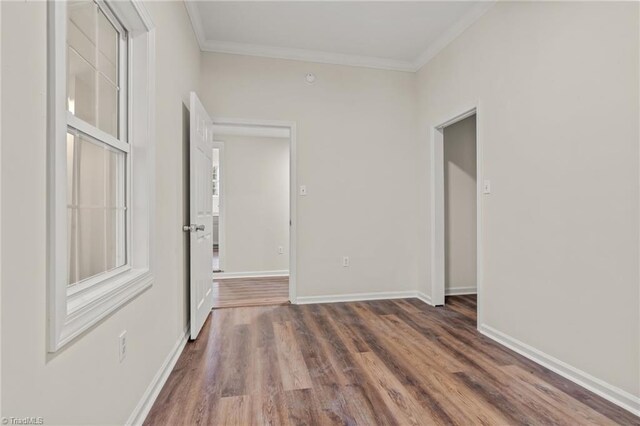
[57,269,153,349]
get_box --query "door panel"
[189,92,214,340]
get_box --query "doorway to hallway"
[209,118,297,308]
[431,107,481,325]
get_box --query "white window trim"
[47,0,155,352]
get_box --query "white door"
[187,92,214,340]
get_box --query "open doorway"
[443,115,477,320]
[431,108,481,325]
[211,142,223,273]
[210,119,296,308]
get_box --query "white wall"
[200,53,422,298]
[443,115,476,293]
[0,1,200,423]
[417,1,639,398]
[219,135,289,273]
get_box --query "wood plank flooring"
[212,276,289,308]
[145,296,639,425]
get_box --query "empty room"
[1,1,639,425]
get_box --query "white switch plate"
[119,330,127,362]
[299,185,307,196]
[342,256,350,267]
[483,179,491,194]
[278,246,284,254]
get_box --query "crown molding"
[184,0,206,47]
[185,0,496,73]
[413,1,496,70]
[201,40,416,72]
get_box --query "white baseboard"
[445,286,477,296]
[415,291,433,306]
[213,270,289,279]
[296,290,420,305]
[126,325,190,426]
[479,324,640,417]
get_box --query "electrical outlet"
[278,246,284,254]
[342,256,350,267]
[119,330,127,362]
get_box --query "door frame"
[212,140,225,272]
[210,117,298,303]
[430,104,483,327]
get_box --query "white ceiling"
[185,1,494,72]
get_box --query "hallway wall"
[219,135,290,274]
[0,1,200,423]
[199,53,423,299]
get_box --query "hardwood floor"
[212,276,289,308]
[145,296,639,425]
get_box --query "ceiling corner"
[184,0,206,50]
[413,1,497,72]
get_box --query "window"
[66,1,128,287]
[67,0,125,139]
[212,165,219,196]
[66,131,126,285]
[48,0,155,351]
[212,149,220,215]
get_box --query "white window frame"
[47,0,156,352]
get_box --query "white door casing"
[188,92,214,340]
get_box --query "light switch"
[299,185,307,196]
[483,179,491,194]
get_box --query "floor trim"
[415,291,433,306]
[445,286,477,296]
[479,324,640,417]
[296,290,433,305]
[213,270,289,279]
[126,325,190,426]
